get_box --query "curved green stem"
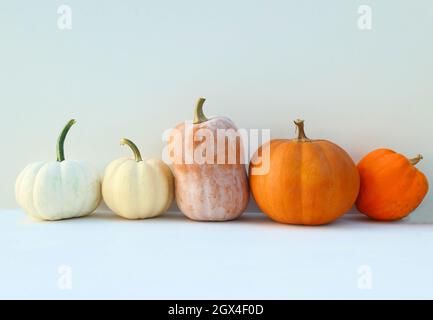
[120,138,142,162]
[193,97,208,124]
[56,119,76,162]
[409,154,423,166]
[294,119,311,142]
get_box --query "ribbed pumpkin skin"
[249,139,360,225]
[102,157,174,219]
[169,117,249,221]
[15,160,101,221]
[356,149,429,221]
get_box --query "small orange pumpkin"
[356,149,429,221]
[249,120,360,225]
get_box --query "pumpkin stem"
[294,119,311,142]
[120,138,143,162]
[56,119,76,162]
[193,97,208,124]
[409,154,423,166]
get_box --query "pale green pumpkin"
[15,120,101,220]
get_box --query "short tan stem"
[409,154,423,166]
[193,97,208,124]
[120,138,142,162]
[294,119,311,142]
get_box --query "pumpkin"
[249,120,360,225]
[15,119,101,220]
[168,98,249,221]
[102,138,174,219]
[356,149,429,221]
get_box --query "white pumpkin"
[15,119,101,221]
[102,138,174,219]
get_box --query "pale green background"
[1,1,432,221]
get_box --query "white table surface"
[1,208,432,300]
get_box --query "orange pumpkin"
[356,149,429,221]
[168,98,249,221]
[249,120,360,225]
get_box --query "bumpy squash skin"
[249,121,360,225]
[169,101,249,221]
[356,149,429,221]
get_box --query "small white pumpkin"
[102,138,174,219]
[15,119,101,221]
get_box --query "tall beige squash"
[168,98,249,221]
